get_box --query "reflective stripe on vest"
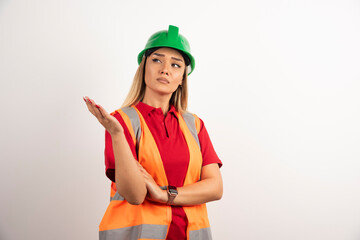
[121,107,142,144]
[99,106,212,240]
[121,106,201,149]
[100,224,168,240]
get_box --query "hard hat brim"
[137,25,195,75]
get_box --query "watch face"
[169,188,178,194]
[167,186,178,205]
[168,186,178,195]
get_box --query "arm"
[112,133,147,205]
[140,163,223,206]
[170,118,223,205]
[173,163,223,205]
[84,97,146,205]
[140,117,223,205]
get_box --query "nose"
[160,63,169,75]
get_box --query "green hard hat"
[137,25,195,75]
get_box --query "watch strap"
[167,186,178,205]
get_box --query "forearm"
[172,177,223,206]
[112,132,146,205]
[150,164,223,206]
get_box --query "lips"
[157,77,170,84]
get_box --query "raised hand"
[83,96,123,136]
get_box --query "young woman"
[84,25,223,240]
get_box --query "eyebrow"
[153,53,183,62]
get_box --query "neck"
[142,91,171,115]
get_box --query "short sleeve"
[198,118,223,168]
[104,111,138,182]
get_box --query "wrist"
[110,131,125,139]
[148,189,168,204]
[161,189,169,203]
[166,186,178,205]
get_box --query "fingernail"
[83,97,87,102]
[95,104,100,108]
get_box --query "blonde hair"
[122,56,189,114]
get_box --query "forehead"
[152,47,184,60]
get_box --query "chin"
[155,87,177,95]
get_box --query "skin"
[142,47,185,113]
[84,97,146,205]
[84,47,223,205]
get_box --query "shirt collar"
[136,102,178,118]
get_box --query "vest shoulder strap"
[181,111,201,148]
[121,107,142,143]
[120,107,201,149]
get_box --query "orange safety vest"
[99,106,212,240]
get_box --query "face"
[144,47,185,97]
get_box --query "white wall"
[1,0,360,239]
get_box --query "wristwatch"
[167,185,178,205]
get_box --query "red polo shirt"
[104,102,222,240]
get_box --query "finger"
[140,169,151,180]
[139,167,148,176]
[138,165,150,177]
[95,104,110,119]
[85,100,97,116]
[135,160,144,169]
[88,98,109,120]
[84,96,97,115]
[85,97,104,120]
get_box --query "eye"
[152,58,161,63]
[172,63,181,68]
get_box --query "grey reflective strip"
[99,224,168,240]
[189,227,212,240]
[110,192,125,201]
[121,108,200,149]
[122,107,142,143]
[182,112,200,148]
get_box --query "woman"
[84,25,223,240]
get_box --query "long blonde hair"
[122,56,189,113]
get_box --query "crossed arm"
[84,96,223,206]
[112,130,223,206]
[138,160,223,206]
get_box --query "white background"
[1,0,360,239]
